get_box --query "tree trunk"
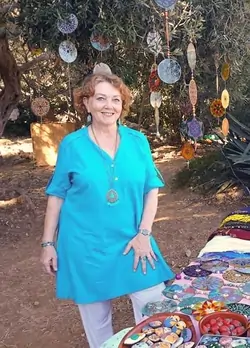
[0,31,21,137]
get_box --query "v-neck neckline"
[85,125,123,162]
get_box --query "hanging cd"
[57,14,78,34]
[154,0,177,9]
[189,79,197,106]
[187,118,204,139]
[221,89,230,109]
[187,43,196,71]
[181,142,195,161]
[31,97,50,117]
[222,118,229,136]
[90,33,111,51]
[147,31,162,55]
[221,62,230,81]
[150,92,162,108]
[210,99,225,118]
[93,63,112,75]
[59,40,77,63]
[158,58,181,84]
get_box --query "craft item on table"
[90,33,111,51]
[210,99,226,118]
[176,274,182,280]
[227,303,250,317]
[202,251,250,261]
[223,221,250,230]
[177,297,208,315]
[124,333,146,345]
[192,300,227,321]
[223,269,250,283]
[191,276,224,292]
[240,282,250,297]
[154,0,177,10]
[100,327,133,348]
[123,314,195,347]
[141,299,177,316]
[183,265,212,278]
[221,213,250,227]
[230,258,250,268]
[57,13,78,34]
[147,31,162,56]
[31,97,50,117]
[59,40,77,63]
[196,335,250,348]
[130,342,148,347]
[200,260,229,273]
[208,286,243,304]
[162,284,195,300]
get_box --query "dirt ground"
[0,137,243,348]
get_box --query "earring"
[87,113,92,123]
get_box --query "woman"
[40,72,174,348]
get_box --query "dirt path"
[0,138,239,348]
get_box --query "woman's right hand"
[40,246,58,276]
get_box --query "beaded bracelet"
[41,241,55,248]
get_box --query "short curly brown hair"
[73,73,132,120]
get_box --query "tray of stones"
[196,334,250,348]
[118,313,197,347]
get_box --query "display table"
[101,208,250,348]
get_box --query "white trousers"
[78,282,165,348]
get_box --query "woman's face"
[84,81,123,127]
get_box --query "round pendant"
[106,189,119,204]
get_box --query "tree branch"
[18,52,54,73]
[0,3,19,16]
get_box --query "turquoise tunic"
[46,125,174,304]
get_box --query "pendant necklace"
[91,125,119,205]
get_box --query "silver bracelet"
[41,241,55,248]
[138,229,151,236]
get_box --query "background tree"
[0,0,250,138]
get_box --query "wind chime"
[221,60,230,136]
[186,41,203,152]
[151,0,181,137]
[30,30,51,121]
[57,7,79,113]
[147,18,162,137]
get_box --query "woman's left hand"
[123,234,157,274]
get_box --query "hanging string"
[164,10,170,58]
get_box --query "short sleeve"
[45,139,72,199]
[143,135,165,194]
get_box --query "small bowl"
[199,311,248,337]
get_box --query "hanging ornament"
[158,58,181,84]
[210,99,225,118]
[187,43,196,71]
[148,64,161,92]
[221,62,230,81]
[57,14,78,34]
[150,92,162,137]
[189,79,197,106]
[90,33,111,51]
[147,31,162,55]
[154,0,177,10]
[221,89,230,109]
[222,117,229,136]
[31,97,50,117]
[93,63,112,75]
[187,118,204,140]
[181,142,195,161]
[59,40,77,63]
